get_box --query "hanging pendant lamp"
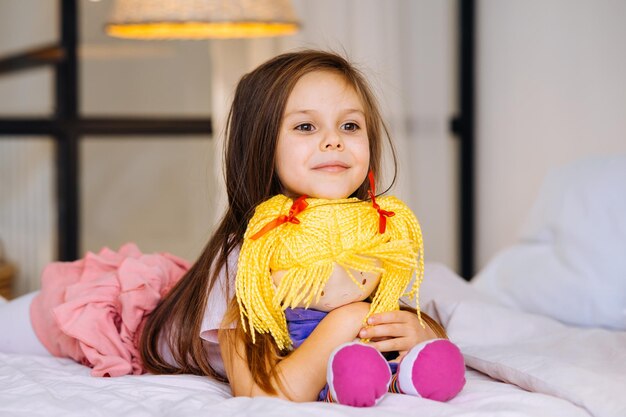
[106,0,300,40]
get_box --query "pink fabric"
[328,342,391,407]
[30,243,190,377]
[409,339,466,401]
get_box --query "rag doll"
[236,193,465,406]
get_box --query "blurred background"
[1,0,625,298]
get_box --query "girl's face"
[275,70,370,199]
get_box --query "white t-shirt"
[199,245,239,377]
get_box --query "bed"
[2,155,625,417]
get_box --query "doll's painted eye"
[362,278,367,285]
[321,291,325,297]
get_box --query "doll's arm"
[219,301,370,402]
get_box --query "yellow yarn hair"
[236,195,425,351]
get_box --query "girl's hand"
[358,310,438,361]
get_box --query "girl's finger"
[359,323,405,339]
[368,310,421,327]
[367,310,404,325]
[369,336,392,343]
[368,337,413,353]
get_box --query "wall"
[0,1,215,295]
[0,1,58,296]
[207,0,459,271]
[282,0,459,271]
[1,0,458,296]
[477,0,626,270]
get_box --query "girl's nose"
[325,142,343,150]
[321,133,344,150]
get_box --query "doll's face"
[272,261,381,312]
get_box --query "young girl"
[141,50,454,401]
[0,50,454,402]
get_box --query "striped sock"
[388,373,402,394]
[324,388,336,403]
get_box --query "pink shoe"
[396,339,466,401]
[327,342,391,407]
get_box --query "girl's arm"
[219,301,370,401]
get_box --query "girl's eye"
[342,122,360,132]
[295,123,315,132]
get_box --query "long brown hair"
[140,50,399,389]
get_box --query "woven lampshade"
[106,0,300,39]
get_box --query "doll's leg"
[326,342,391,407]
[0,291,50,355]
[395,339,465,402]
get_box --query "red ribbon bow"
[368,171,395,234]
[250,195,309,240]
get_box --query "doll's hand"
[358,310,438,362]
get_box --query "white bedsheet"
[0,353,590,417]
[2,264,624,417]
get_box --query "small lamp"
[106,0,300,40]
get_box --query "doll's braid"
[236,195,424,351]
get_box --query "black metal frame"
[0,0,212,261]
[455,0,476,280]
[1,0,475,278]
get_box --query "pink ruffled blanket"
[30,243,190,377]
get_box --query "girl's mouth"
[312,161,350,172]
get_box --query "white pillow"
[473,154,626,329]
[442,299,626,417]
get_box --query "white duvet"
[1,264,624,417]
